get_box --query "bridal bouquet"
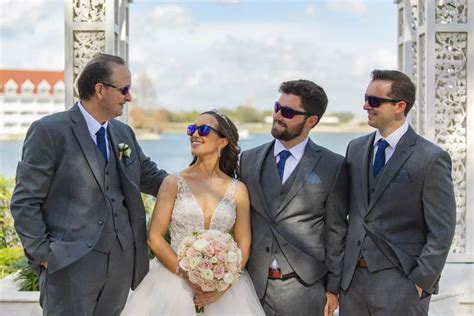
[177,230,242,313]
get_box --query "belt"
[268,269,298,281]
[358,257,368,268]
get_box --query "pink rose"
[186,247,198,258]
[203,245,215,257]
[212,240,226,251]
[217,251,227,262]
[213,264,225,280]
[201,280,216,292]
[188,270,201,284]
[227,262,238,273]
[179,258,191,271]
[198,260,212,271]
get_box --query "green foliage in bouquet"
[13,256,39,291]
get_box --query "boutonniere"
[118,143,131,160]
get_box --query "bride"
[122,110,264,315]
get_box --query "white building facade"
[0,70,65,138]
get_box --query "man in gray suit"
[10,54,167,315]
[240,80,347,316]
[339,70,456,316]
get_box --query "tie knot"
[96,127,106,137]
[378,139,389,150]
[279,150,291,161]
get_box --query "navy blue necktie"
[277,150,291,181]
[373,139,389,178]
[96,127,108,162]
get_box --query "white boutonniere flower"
[118,143,131,160]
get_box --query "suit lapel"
[359,133,375,213]
[366,127,417,215]
[252,141,274,219]
[274,139,321,219]
[69,104,105,193]
[108,122,135,191]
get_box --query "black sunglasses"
[274,101,313,119]
[187,124,223,137]
[364,94,402,108]
[102,83,131,96]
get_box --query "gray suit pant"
[339,267,431,316]
[39,238,134,316]
[261,277,326,316]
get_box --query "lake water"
[0,132,366,178]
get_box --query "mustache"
[273,119,287,128]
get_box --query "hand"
[177,269,202,295]
[41,261,48,270]
[194,291,225,308]
[415,284,423,298]
[324,292,338,316]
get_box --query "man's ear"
[308,115,319,128]
[95,83,105,100]
[396,100,407,115]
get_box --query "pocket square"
[307,172,321,185]
[394,169,412,183]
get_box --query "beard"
[271,119,306,141]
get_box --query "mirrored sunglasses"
[186,124,223,137]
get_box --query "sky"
[0,0,398,116]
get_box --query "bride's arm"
[233,181,251,269]
[147,175,180,273]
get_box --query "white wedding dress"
[122,173,264,316]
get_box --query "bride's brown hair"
[189,110,240,179]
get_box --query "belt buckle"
[268,268,282,279]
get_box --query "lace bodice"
[169,173,237,252]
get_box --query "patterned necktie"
[277,150,291,181]
[373,139,389,177]
[96,127,108,162]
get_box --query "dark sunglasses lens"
[198,125,211,136]
[280,106,295,119]
[121,87,130,95]
[274,102,280,113]
[187,125,197,136]
[367,96,381,108]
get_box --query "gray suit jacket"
[10,104,167,289]
[240,139,348,298]
[341,127,456,294]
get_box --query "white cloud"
[150,5,194,27]
[304,4,317,18]
[0,0,47,29]
[325,0,367,16]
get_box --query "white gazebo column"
[64,0,131,122]
[397,0,473,314]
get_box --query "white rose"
[200,269,214,280]
[189,257,201,269]
[182,236,195,247]
[226,251,238,263]
[223,272,235,284]
[194,239,210,251]
[210,256,218,264]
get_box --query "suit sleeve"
[408,150,456,292]
[324,158,348,294]
[10,120,55,267]
[132,129,168,196]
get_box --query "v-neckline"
[179,173,234,230]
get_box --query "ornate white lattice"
[73,0,106,22]
[418,34,425,135]
[434,32,467,253]
[72,31,106,98]
[410,3,418,129]
[418,0,425,26]
[436,0,468,24]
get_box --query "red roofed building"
[0,70,65,137]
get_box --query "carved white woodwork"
[73,0,105,22]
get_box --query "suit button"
[357,240,361,246]
[371,188,375,192]
[111,198,115,202]
[265,247,270,253]
[106,186,109,190]
[106,171,109,175]
[87,243,93,248]
[98,220,104,225]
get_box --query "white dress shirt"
[274,138,309,184]
[372,120,409,165]
[77,102,110,160]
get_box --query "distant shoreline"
[0,122,374,142]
